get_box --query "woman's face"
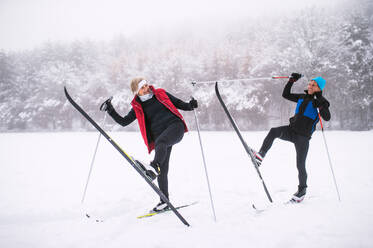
[138,83,150,96]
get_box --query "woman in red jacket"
[103,77,197,212]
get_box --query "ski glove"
[312,96,330,109]
[315,91,322,98]
[289,73,302,83]
[189,98,198,109]
[100,96,114,113]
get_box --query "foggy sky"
[0,0,346,51]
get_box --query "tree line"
[0,2,372,132]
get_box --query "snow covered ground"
[1,130,372,248]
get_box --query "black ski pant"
[153,121,184,201]
[259,125,310,188]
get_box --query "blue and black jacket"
[283,81,331,138]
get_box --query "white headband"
[137,80,148,93]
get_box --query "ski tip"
[63,86,69,96]
[214,81,220,93]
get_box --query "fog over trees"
[1,1,372,132]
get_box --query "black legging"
[152,121,185,200]
[259,125,310,188]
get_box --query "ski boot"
[289,186,307,203]
[152,200,169,212]
[149,161,161,176]
[135,160,158,181]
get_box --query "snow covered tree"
[338,11,373,130]
[1,3,372,132]
[0,51,18,130]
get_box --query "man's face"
[307,80,321,95]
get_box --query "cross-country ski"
[137,202,198,219]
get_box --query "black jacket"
[282,81,331,137]
[108,92,192,141]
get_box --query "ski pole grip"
[273,74,304,80]
[317,108,324,130]
[100,96,113,111]
[272,76,290,79]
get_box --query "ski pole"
[317,109,341,201]
[191,76,291,86]
[81,113,107,203]
[191,98,217,222]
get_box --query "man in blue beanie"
[252,73,331,203]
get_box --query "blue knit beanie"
[312,77,326,91]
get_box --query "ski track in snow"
[0,131,372,248]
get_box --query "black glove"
[189,98,198,109]
[100,97,114,113]
[289,73,302,83]
[312,95,330,109]
[312,99,322,108]
[315,91,322,99]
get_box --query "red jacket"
[131,86,188,153]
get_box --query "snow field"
[0,131,372,247]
